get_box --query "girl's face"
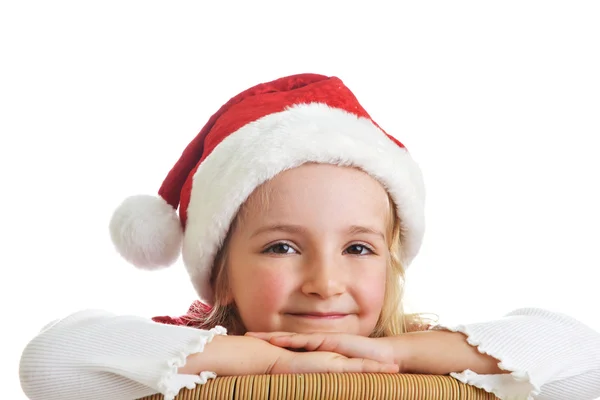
[225,163,390,336]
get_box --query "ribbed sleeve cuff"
[19,309,227,400]
[434,308,600,400]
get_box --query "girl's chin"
[278,314,360,334]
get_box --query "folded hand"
[247,331,400,370]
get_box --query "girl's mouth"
[286,312,349,319]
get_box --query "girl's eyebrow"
[250,224,384,240]
[348,225,385,240]
[250,224,307,238]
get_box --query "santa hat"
[109,73,425,304]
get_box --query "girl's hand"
[181,334,398,377]
[269,348,399,374]
[248,330,505,376]
[247,332,398,368]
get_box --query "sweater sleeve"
[19,309,227,400]
[435,308,600,400]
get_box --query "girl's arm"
[400,308,600,400]
[252,308,600,399]
[19,309,231,400]
[19,309,396,400]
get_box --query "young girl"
[19,73,600,400]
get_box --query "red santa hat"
[109,73,425,304]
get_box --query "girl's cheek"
[359,269,387,310]
[235,267,293,332]
[248,268,292,308]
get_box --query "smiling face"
[224,163,391,336]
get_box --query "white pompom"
[109,195,183,269]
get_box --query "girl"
[19,73,600,400]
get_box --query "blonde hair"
[193,179,432,336]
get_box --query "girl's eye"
[263,243,296,254]
[344,244,373,255]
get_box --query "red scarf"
[152,301,431,332]
[152,300,211,327]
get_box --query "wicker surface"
[139,373,498,399]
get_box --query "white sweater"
[18,308,600,400]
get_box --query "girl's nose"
[300,255,346,299]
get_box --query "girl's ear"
[217,269,234,306]
[221,289,234,305]
[211,246,234,306]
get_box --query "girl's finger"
[337,358,399,374]
[269,334,331,352]
[245,331,293,340]
[273,334,358,357]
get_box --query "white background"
[2,1,599,398]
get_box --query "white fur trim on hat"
[109,195,183,269]
[182,102,426,304]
